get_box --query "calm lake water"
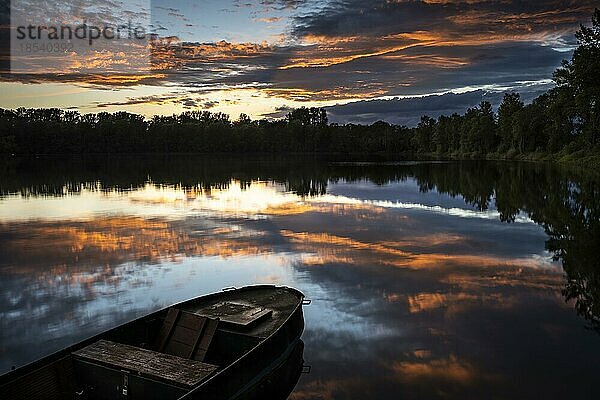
[1,157,599,399]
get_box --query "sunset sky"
[0,0,596,124]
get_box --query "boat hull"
[0,285,306,400]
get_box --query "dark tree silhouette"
[1,9,599,164]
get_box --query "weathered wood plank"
[188,318,207,359]
[164,338,193,358]
[178,312,206,330]
[197,302,272,328]
[73,340,217,388]
[154,308,180,352]
[194,318,219,362]
[170,325,201,346]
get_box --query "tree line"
[0,9,598,159]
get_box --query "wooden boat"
[0,285,308,400]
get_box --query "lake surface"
[1,157,599,399]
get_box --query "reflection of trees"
[405,162,600,331]
[0,155,333,197]
[544,179,600,330]
[2,157,600,329]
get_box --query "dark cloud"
[94,94,181,108]
[325,88,551,126]
[291,0,596,40]
[148,34,569,100]
[200,100,219,109]
[2,35,568,115]
[93,92,222,110]
[260,0,306,10]
[260,105,293,119]
[263,40,567,100]
[1,0,597,116]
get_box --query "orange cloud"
[280,230,554,270]
[281,37,423,69]
[379,54,470,68]
[1,216,274,273]
[262,87,389,101]
[390,355,476,383]
[406,292,519,315]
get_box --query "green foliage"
[0,106,413,155]
[497,92,523,151]
[413,116,436,153]
[286,107,328,126]
[554,8,600,145]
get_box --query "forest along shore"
[1,11,599,166]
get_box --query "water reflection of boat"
[235,339,305,400]
[0,285,308,400]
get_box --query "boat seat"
[73,340,217,388]
[154,308,219,362]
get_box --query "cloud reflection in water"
[0,174,598,398]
